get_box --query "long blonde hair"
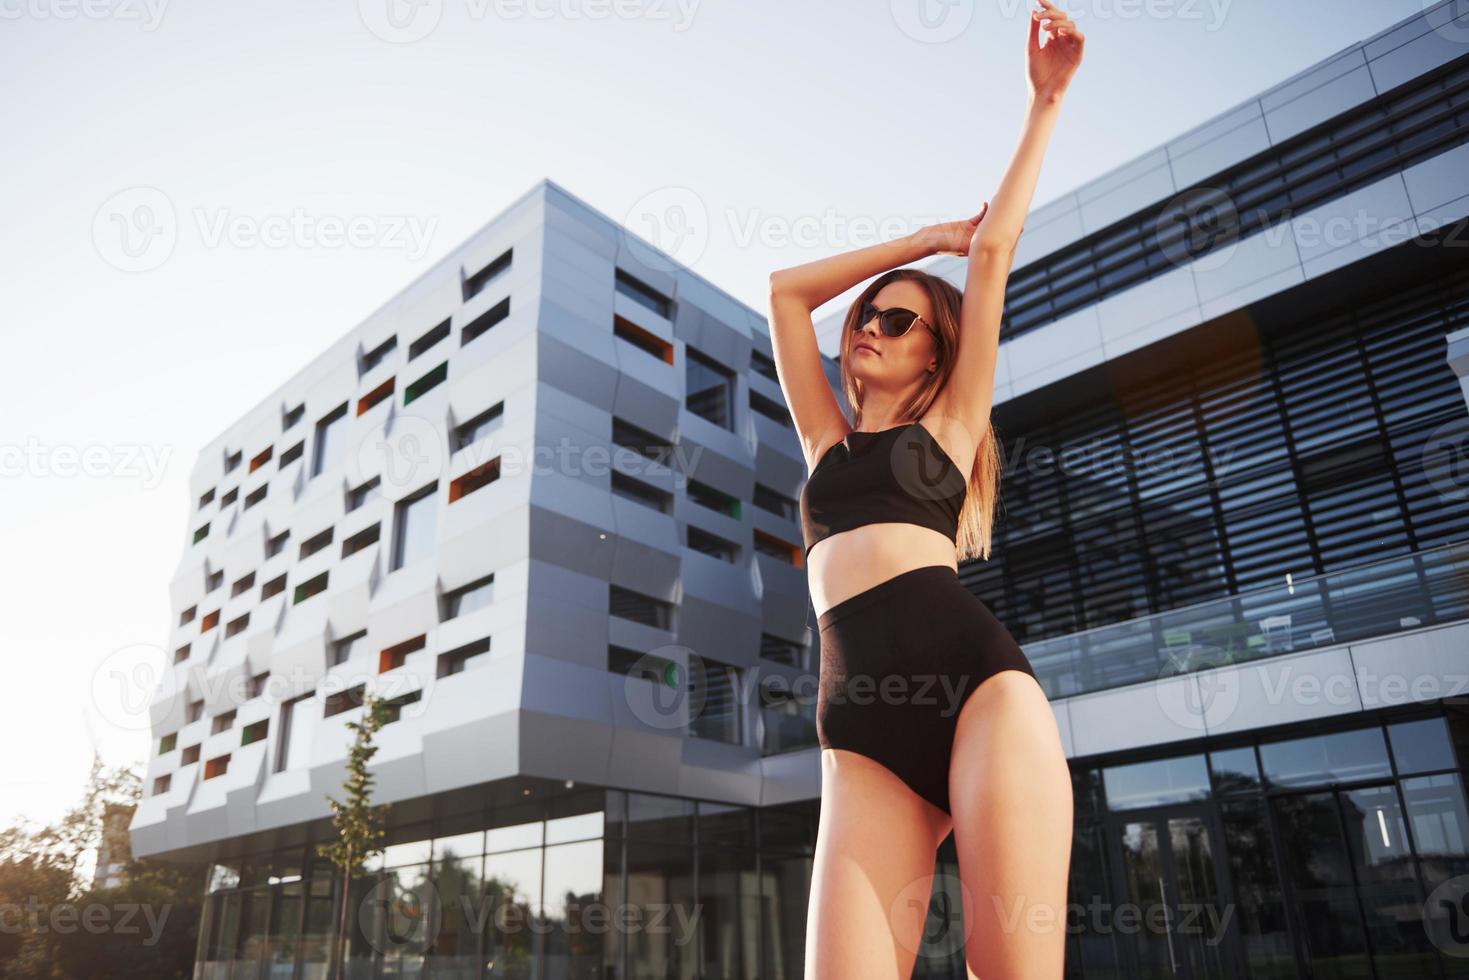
[836,268,1004,562]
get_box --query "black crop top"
[799,421,968,559]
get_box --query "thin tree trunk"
[332,860,351,980]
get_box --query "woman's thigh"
[948,670,1073,979]
[806,747,953,980]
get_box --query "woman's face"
[848,280,939,388]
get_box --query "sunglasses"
[855,300,934,339]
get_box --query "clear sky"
[0,0,1436,828]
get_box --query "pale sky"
[0,0,1434,828]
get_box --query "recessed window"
[751,348,779,382]
[437,637,490,678]
[283,403,305,429]
[261,574,286,601]
[225,613,250,638]
[753,484,796,520]
[615,268,672,319]
[342,523,381,558]
[609,584,673,629]
[247,672,270,699]
[609,644,674,683]
[193,523,210,545]
[462,247,512,302]
[204,754,231,780]
[409,318,451,360]
[249,446,273,473]
[611,417,674,463]
[152,774,171,795]
[221,487,239,507]
[224,450,242,473]
[279,441,304,468]
[180,605,197,625]
[449,458,500,502]
[312,403,349,476]
[750,390,793,427]
[451,402,504,451]
[300,527,333,560]
[294,572,329,605]
[201,610,220,633]
[332,630,368,666]
[323,685,365,718]
[181,744,201,765]
[241,719,268,746]
[347,476,380,511]
[186,699,204,723]
[688,656,742,744]
[404,362,447,405]
[357,377,395,416]
[754,529,800,565]
[613,314,673,364]
[159,732,177,754]
[362,335,398,373]
[206,569,223,592]
[174,644,190,664]
[231,572,256,598]
[211,710,236,734]
[686,525,738,562]
[199,488,215,509]
[266,529,290,558]
[381,690,423,725]
[611,471,671,512]
[441,574,494,620]
[391,483,437,570]
[461,296,510,347]
[687,480,739,518]
[686,347,735,430]
[760,633,806,667]
[275,692,314,773]
[379,635,426,673]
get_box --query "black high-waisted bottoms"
[816,563,1039,817]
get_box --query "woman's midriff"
[807,522,959,619]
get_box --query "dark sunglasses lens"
[879,309,919,336]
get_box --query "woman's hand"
[915,203,990,257]
[1027,0,1084,103]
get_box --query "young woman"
[767,2,1085,976]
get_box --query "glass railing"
[1024,540,1469,700]
[762,541,1469,754]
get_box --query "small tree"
[317,692,392,980]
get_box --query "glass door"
[1107,803,1241,980]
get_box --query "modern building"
[132,3,1469,978]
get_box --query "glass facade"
[970,260,1469,648]
[191,787,818,979]
[1063,707,1469,980]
